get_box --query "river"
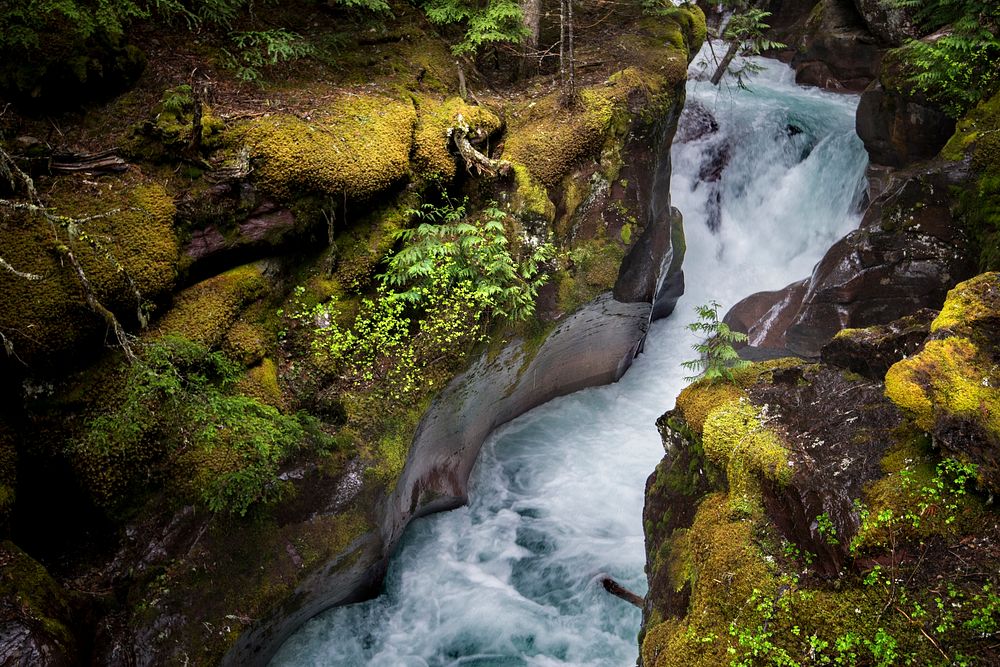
[271,48,869,667]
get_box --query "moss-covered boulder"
[412,96,501,182]
[885,273,1000,492]
[155,263,269,348]
[0,180,178,368]
[641,317,999,666]
[240,95,417,202]
[0,541,80,666]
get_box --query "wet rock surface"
[726,164,975,358]
[856,85,956,167]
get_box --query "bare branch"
[0,256,42,281]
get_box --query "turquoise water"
[271,49,868,667]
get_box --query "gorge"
[0,1,998,666]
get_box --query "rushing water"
[272,50,868,667]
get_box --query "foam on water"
[272,48,868,667]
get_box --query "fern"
[885,0,1000,116]
[383,197,554,322]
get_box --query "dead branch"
[600,576,644,608]
[0,256,42,281]
[451,114,510,178]
[50,149,129,175]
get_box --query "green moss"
[510,162,556,223]
[333,194,418,291]
[412,96,501,181]
[0,179,178,363]
[155,264,268,348]
[240,95,416,201]
[223,320,268,366]
[703,399,793,517]
[674,359,802,434]
[504,67,666,190]
[0,541,77,653]
[554,240,626,314]
[236,358,285,410]
[641,493,778,667]
[885,337,1000,436]
[930,272,1000,334]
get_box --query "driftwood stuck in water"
[600,576,644,608]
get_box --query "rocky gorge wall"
[0,3,707,665]
[641,1,1000,664]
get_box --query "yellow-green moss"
[675,359,802,434]
[885,337,1000,435]
[223,320,268,366]
[641,493,778,667]
[0,180,178,362]
[504,69,657,190]
[333,194,418,291]
[941,90,1000,163]
[703,398,793,516]
[236,358,285,410]
[930,272,1000,334]
[155,264,268,348]
[412,96,501,181]
[510,162,556,223]
[553,240,627,315]
[240,95,416,201]
[675,381,744,435]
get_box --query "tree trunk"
[520,0,541,77]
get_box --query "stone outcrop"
[725,163,975,358]
[640,282,1000,664]
[856,84,956,167]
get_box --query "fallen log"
[51,149,128,174]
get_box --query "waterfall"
[271,49,868,667]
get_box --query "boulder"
[788,0,882,91]
[725,165,975,358]
[856,84,956,167]
[820,307,935,379]
[851,0,919,45]
[0,542,80,667]
[885,273,1000,493]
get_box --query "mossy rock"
[885,337,1000,488]
[0,180,178,366]
[155,263,268,348]
[703,398,793,517]
[0,541,79,664]
[240,95,417,202]
[641,493,778,667]
[223,320,269,367]
[930,272,1000,338]
[412,96,501,181]
[236,358,286,410]
[503,72,645,190]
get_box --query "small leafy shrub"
[682,301,749,383]
[74,335,327,516]
[284,196,554,401]
[221,29,315,83]
[419,0,528,56]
